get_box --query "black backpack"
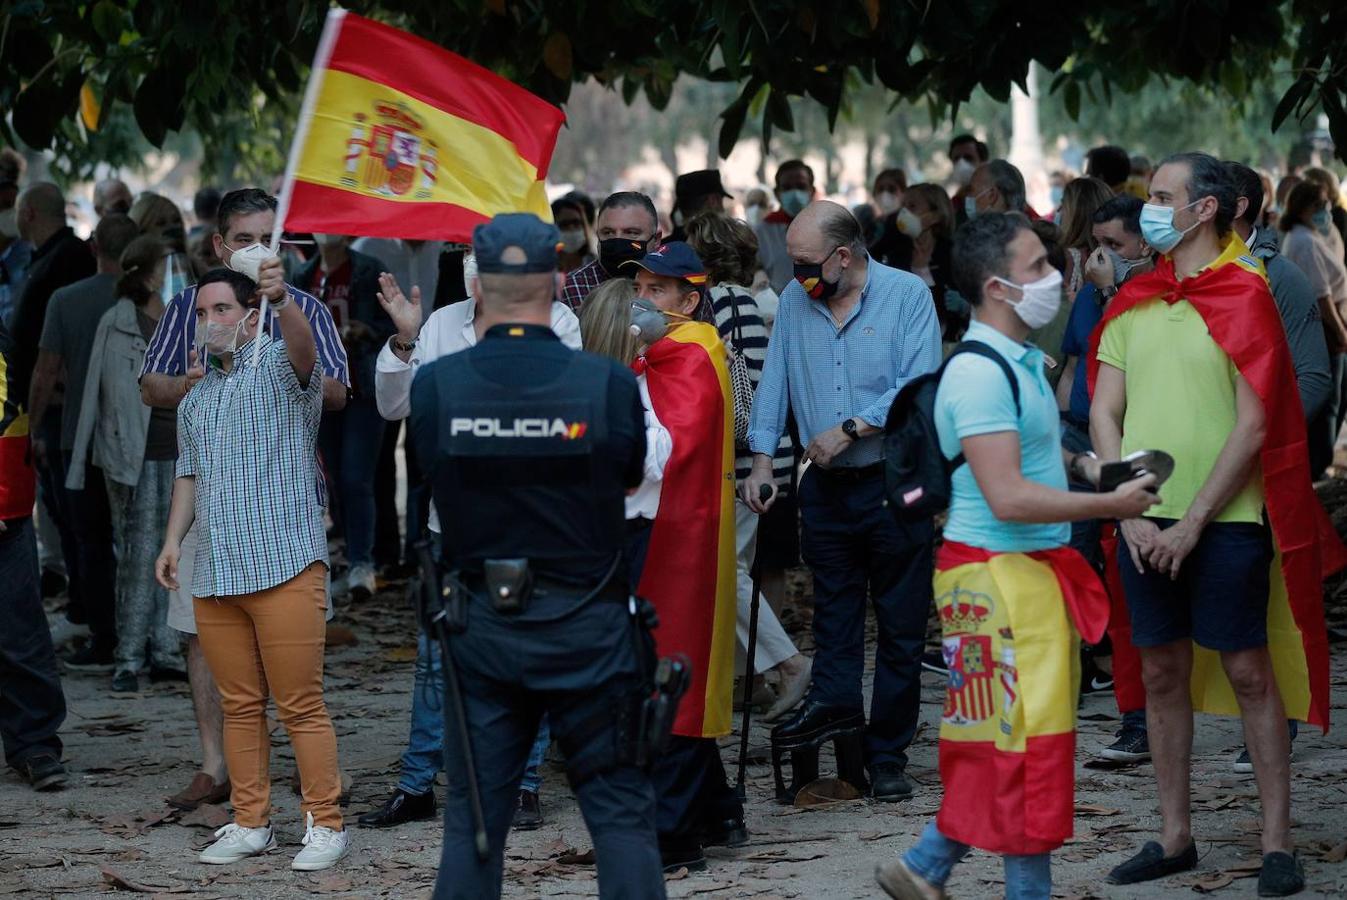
[883,340,1021,522]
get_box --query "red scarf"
[1086,241,1344,728]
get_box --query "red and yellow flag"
[277,10,565,242]
[933,542,1107,856]
[0,329,34,521]
[1087,236,1346,730]
[635,322,737,739]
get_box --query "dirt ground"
[4,537,1347,898]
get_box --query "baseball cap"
[472,213,560,274]
[623,241,707,285]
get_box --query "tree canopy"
[5,0,1347,177]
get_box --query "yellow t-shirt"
[1096,292,1265,524]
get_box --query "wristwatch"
[841,417,859,441]
[391,334,418,353]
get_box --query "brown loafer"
[168,772,231,810]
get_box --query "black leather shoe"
[770,701,865,750]
[1106,840,1198,884]
[869,762,914,801]
[702,816,748,847]
[17,753,67,792]
[1258,851,1305,897]
[660,840,707,873]
[512,789,542,831]
[357,788,436,828]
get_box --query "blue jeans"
[904,821,1051,900]
[399,633,551,795]
[318,396,386,567]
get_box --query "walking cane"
[735,483,774,801]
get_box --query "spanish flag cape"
[0,325,35,520]
[633,322,737,739]
[934,541,1108,855]
[1086,235,1345,730]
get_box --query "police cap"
[472,213,561,275]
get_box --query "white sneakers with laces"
[199,822,277,864]
[291,811,350,871]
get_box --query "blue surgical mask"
[1050,185,1064,208]
[964,196,979,221]
[1139,200,1201,254]
[1313,207,1333,235]
[779,189,811,217]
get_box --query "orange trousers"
[194,562,342,829]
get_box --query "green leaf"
[1063,79,1081,121]
[91,1,124,42]
[1271,77,1313,132]
[767,88,795,132]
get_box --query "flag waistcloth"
[1086,235,1343,729]
[932,541,1105,856]
[635,322,737,738]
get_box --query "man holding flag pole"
[264,8,668,898]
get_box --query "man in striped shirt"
[138,188,349,812]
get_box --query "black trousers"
[433,593,665,900]
[63,455,118,654]
[0,518,67,766]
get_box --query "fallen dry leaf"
[100,866,190,893]
[793,778,862,807]
[178,803,231,829]
[1074,804,1121,817]
[1323,839,1347,863]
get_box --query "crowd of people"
[1,132,1345,899]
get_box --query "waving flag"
[635,322,737,738]
[273,9,565,244]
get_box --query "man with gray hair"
[743,200,941,801]
[966,159,1029,221]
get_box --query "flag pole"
[258,6,347,368]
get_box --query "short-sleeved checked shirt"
[176,334,328,598]
[559,260,610,313]
[141,283,350,387]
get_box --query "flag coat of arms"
[277,9,565,242]
[633,322,737,739]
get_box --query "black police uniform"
[409,321,667,900]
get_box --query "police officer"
[408,213,667,899]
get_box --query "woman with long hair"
[1056,177,1115,296]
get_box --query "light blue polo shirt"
[934,318,1070,552]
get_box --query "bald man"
[744,200,942,802]
[93,179,132,220]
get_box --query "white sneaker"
[347,564,377,602]
[198,822,276,864]
[292,812,349,871]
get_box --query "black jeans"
[0,518,67,766]
[63,456,118,654]
[797,467,934,770]
[35,413,80,619]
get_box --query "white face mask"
[876,191,901,214]
[993,269,1064,329]
[559,228,587,254]
[224,241,271,282]
[195,311,257,358]
[0,207,16,239]
[462,252,477,300]
[894,207,924,238]
[952,158,977,187]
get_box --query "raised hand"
[376,272,422,343]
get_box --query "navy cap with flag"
[472,213,561,274]
[623,241,708,286]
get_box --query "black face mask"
[792,245,841,301]
[599,237,648,277]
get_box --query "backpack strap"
[944,339,1022,469]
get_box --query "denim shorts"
[1117,517,1273,652]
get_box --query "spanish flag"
[933,542,1108,855]
[634,322,737,738]
[276,9,564,242]
[1087,236,1347,730]
[0,324,35,520]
